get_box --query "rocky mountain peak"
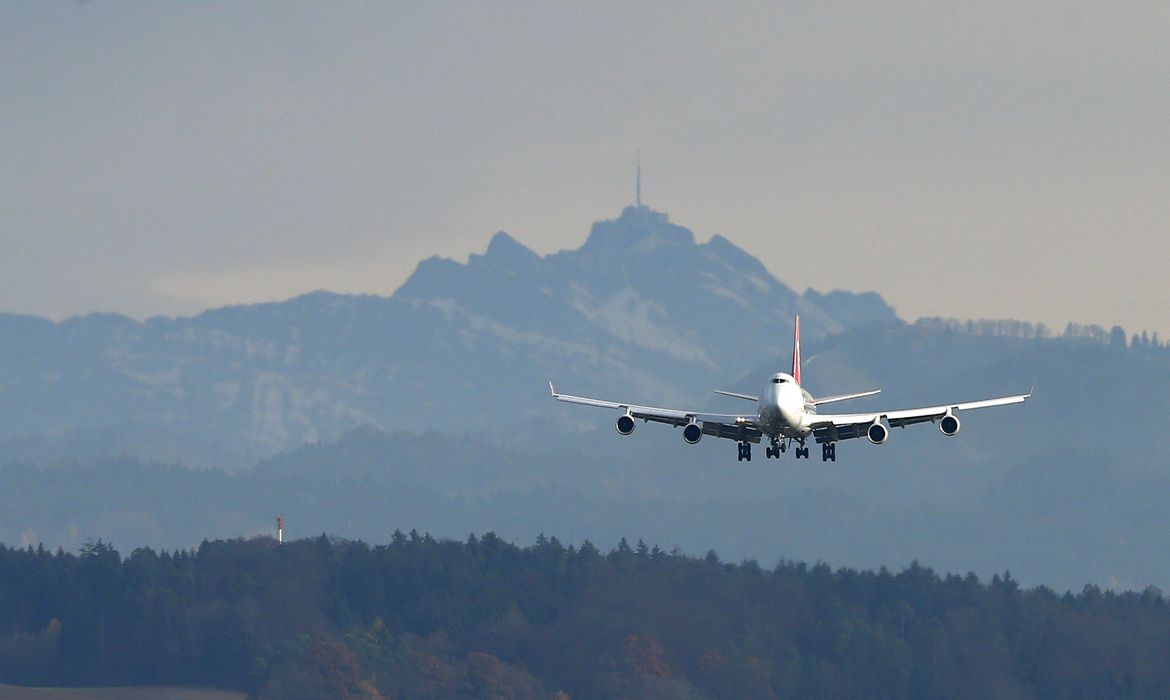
[579,206,695,256]
[0,205,901,467]
[482,231,539,266]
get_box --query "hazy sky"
[4,2,1170,336]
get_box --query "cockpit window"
[772,377,785,384]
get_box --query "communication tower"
[636,152,642,207]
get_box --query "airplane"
[549,315,1030,462]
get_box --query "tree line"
[1,533,1168,698]
[915,316,1170,353]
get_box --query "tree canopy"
[1,534,1167,698]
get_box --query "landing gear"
[737,442,752,462]
[821,442,837,462]
[763,438,814,460]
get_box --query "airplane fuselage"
[756,373,815,439]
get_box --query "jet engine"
[683,422,703,444]
[616,414,636,435]
[939,413,961,436]
[866,420,889,445]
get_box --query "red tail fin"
[792,315,801,384]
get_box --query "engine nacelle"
[616,414,636,436]
[866,421,889,445]
[939,413,961,437]
[683,422,703,444]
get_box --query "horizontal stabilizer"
[713,389,758,402]
[812,389,882,405]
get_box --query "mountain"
[0,206,893,466]
[6,205,1170,592]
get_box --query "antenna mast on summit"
[636,152,642,207]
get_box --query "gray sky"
[4,2,1170,337]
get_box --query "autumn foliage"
[1,533,1169,698]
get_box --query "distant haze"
[4,3,1169,336]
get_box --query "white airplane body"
[550,316,1030,461]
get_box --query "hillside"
[1,535,1167,699]
[5,315,1170,596]
[4,206,1170,591]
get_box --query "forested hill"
[9,318,1170,593]
[1,534,1166,699]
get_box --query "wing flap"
[812,422,869,443]
[703,421,763,443]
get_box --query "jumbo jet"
[549,316,1030,462]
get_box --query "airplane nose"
[774,385,804,430]
[779,404,801,429]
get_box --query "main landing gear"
[737,442,752,462]
[755,437,836,461]
[764,438,811,460]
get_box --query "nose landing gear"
[765,438,784,459]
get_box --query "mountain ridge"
[0,206,895,466]
[4,206,1170,593]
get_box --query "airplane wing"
[550,382,763,442]
[807,391,1031,443]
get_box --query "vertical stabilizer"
[792,315,802,384]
